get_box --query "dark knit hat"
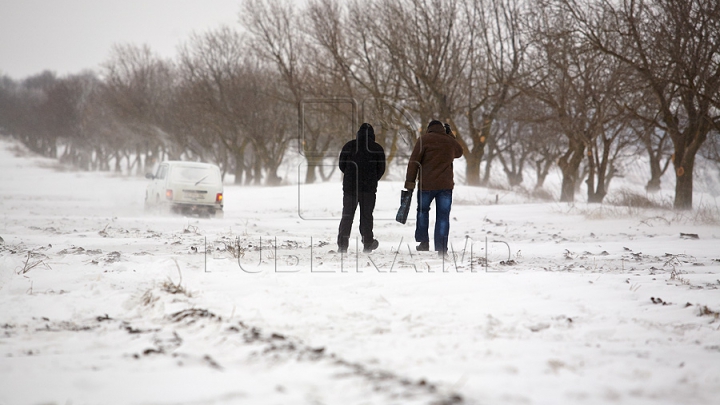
[427,120,444,133]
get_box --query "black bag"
[395,189,412,224]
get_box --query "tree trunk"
[587,179,607,203]
[645,172,662,193]
[668,121,707,210]
[233,156,244,185]
[465,152,482,186]
[253,156,262,185]
[673,156,695,210]
[480,138,496,186]
[471,117,493,186]
[534,158,553,190]
[587,139,611,203]
[304,162,317,184]
[114,150,122,173]
[644,145,670,193]
[506,171,523,187]
[586,149,601,203]
[266,170,282,186]
[558,140,585,203]
[559,169,576,202]
[304,156,321,184]
[233,145,247,185]
[48,138,57,158]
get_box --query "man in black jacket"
[337,123,386,253]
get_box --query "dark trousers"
[337,192,376,249]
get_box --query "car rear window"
[170,166,221,185]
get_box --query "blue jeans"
[415,189,453,252]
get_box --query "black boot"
[337,235,349,253]
[363,239,379,253]
[416,241,429,251]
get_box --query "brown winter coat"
[404,122,464,191]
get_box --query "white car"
[145,161,224,217]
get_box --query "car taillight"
[165,190,173,200]
[216,193,223,203]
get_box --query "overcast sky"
[0,0,242,79]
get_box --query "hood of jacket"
[356,123,376,147]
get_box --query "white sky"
[0,0,242,79]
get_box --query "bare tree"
[492,95,563,189]
[493,115,529,187]
[621,84,673,192]
[102,44,175,167]
[564,0,720,209]
[458,0,527,186]
[701,131,720,165]
[585,120,634,202]
[523,3,628,203]
[60,73,111,171]
[305,0,415,169]
[502,94,565,191]
[366,0,461,125]
[178,27,255,183]
[12,71,59,157]
[243,0,335,184]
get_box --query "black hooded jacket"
[339,124,386,193]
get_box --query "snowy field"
[1,136,719,405]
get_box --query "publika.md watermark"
[231,236,512,274]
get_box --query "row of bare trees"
[1,0,718,209]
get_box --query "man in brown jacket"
[404,120,464,255]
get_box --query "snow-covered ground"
[1,136,719,405]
